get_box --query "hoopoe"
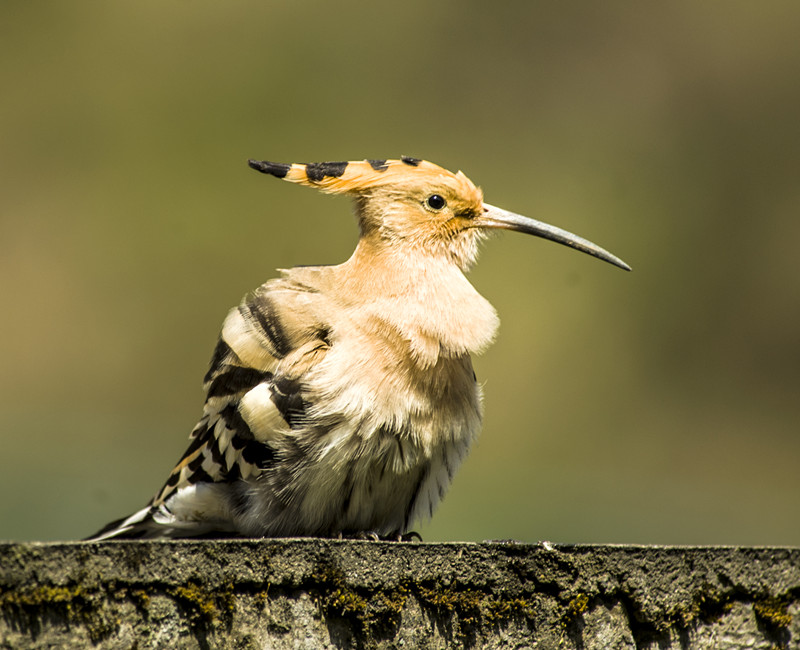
[88,156,629,541]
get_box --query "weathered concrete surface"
[1,541,798,649]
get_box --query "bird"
[87,156,629,541]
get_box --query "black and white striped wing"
[88,283,326,540]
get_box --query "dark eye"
[425,194,447,211]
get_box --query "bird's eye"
[425,194,447,211]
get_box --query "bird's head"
[249,157,630,272]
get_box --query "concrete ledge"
[1,541,798,648]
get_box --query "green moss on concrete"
[170,583,219,623]
[0,584,86,610]
[312,556,540,638]
[0,582,117,643]
[1,541,799,648]
[754,596,792,630]
[484,594,535,623]
[650,583,736,631]
[312,561,409,633]
[417,584,485,625]
[564,592,589,618]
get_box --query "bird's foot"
[340,531,382,541]
[398,531,422,542]
[338,530,422,542]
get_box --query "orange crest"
[248,156,480,200]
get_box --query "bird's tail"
[84,506,164,541]
[85,496,242,541]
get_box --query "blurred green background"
[2,1,799,545]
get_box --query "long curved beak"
[477,203,631,271]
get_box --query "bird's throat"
[335,240,500,366]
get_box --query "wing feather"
[87,279,330,540]
[151,285,328,508]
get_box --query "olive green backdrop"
[2,2,799,544]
